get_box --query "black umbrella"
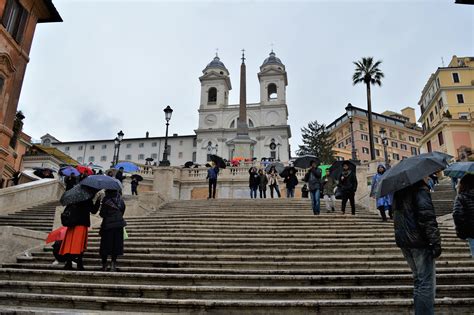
[280,166,296,178]
[265,162,285,174]
[131,174,144,181]
[60,184,97,206]
[293,155,320,169]
[184,161,194,168]
[33,167,56,179]
[209,155,226,169]
[375,152,451,198]
[329,160,357,180]
[145,157,154,162]
[80,175,123,191]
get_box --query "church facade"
[195,51,291,163]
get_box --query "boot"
[76,255,85,271]
[110,260,117,272]
[63,261,73,270]
[101,257,108,272]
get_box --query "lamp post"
[380,127,389,168]
[277,143,281,161]
[115,130,124,165]
[111,137,119,167]
[345,103,358,161]
[159,105,173,166]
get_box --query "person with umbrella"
[206,162,219,199]
[370,164,393,221]
[249,167,259,199]
[338,161,358,215]
[452,174,474,258]
[65,173,78,191]
[267,166,281,198]
[258,169,268,198]
[283,167,298,198]
[303,160,322,215]
[94,189,127,272]
[115,167,125,183]
[130,174,142,196]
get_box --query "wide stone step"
[1,281,472,300]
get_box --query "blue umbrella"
[60,166,80,177]
[80,175,123,191]
[444,162,474,178]
[114,162,140,173]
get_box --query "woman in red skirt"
[60,198,98,270]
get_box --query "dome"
[261,51,284,67]
[203,55,228,72]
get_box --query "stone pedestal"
[228,136,257,159]
[153,167,175,200]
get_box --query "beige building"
[418,55,474,160]
[327,106,423,165]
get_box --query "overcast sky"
[19,0,473,153]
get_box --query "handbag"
[334,187,343,200]
[61,204,76,227]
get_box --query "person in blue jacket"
[371,164,393,221]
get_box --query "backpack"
[61,204,77,227]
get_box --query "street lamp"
[159,105,173,166]
[380,127,389,168]
[277,143,281,161]
[345,103,358,161]
[115,130,124,166]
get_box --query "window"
[267,83,277,100]
[78,145,83,150]
[411,147,418,155]
[427,140,432,153]
[249,119,254,128]
[436,77,440,88]
[437,98,443,110]
[345,138,351,145]
[101,144,107,149]
[90,145,95,150]
[452,73,460,83]
[457,94,464,103]
[362,147,369,154]
[375,149,381,157]
[429,112,434,122]
[374,137,379,144]
[138,154,145,160]
[125,154,132,160]
[178,152,183,158]
[100,156,107,161]
[459,112,469,120]
[1,0,28,43]
[270,151,276,159]
[391,141,398,148]
[126,143,132,148]
[151,153,158,160]
[208,87,217,104]
[437,131,444,146]
[139,143,144,148]
[88,156,95,162]
[192,152,196,162]
[400,144,407,150]
[392,153,400,160]
[361,134,368,141]
[179,140,183,146]
[77,157,83,163]
[152,142,157,147]
[359,122,366,131]
[65,146,70,151]
[193,138,197,147]
[338,142,343,148]
[409,136,415,142]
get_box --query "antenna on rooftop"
[441,57,445,67]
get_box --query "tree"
[352,57,384,160]
[297,120,336,164]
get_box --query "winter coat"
[338,170,358,194]
[207,167,219,180]
[259,174,268,190]
[249,171,260,188]
[96,194,127,231]
[284,174,299,189]
[304,168,322,192]
[370,168,393,208]
[115,171,125,183]
[65,176,77,191]
[67,199,97,227]
[392,183,441,249]
[322,176,337,196]
[131,179,139,189]
[268,172,279,186]
[452,189,474,240]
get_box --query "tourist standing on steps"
[304,160,322,215]
[95,190,127,272]
[322,169,337,212]
[392,178,441,315]
[258,169,268,198]
[452,174,474,258]
[65,173,77,191]
[338,161,357,215]
[206,163,219,199]
[115,167,125,183]
[131,177,139,195]
[60,198,98,271]
[249,167,259,199]
[370,164,393,221]
[267,166,281,198]
[283,168,298,198]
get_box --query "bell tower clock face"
[205,114,217,126]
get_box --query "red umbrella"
[76,165,94,175]
[46,226,67,244]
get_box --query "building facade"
[195,52,291,163]
[327,106,423,165]
[417,55,474,160]
[0,0,61,187]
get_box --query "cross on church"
[215,48,219,57]
[241,49,245,63]
[270,42,274,52]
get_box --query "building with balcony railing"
[417,55,474,160]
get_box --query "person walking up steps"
[371,164,393,221]
[452,174,474,258]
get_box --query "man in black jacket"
[392,178,441,315]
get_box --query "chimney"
[173,133,178,137]
[401,107,416,124]
[146,131,149,138]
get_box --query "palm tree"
[352,57,384,161]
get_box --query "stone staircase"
[0,201,59,233]
[431,181,457,217]
[0,198,473,314]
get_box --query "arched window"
[208,87,217,104]
[268,83,277,100]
